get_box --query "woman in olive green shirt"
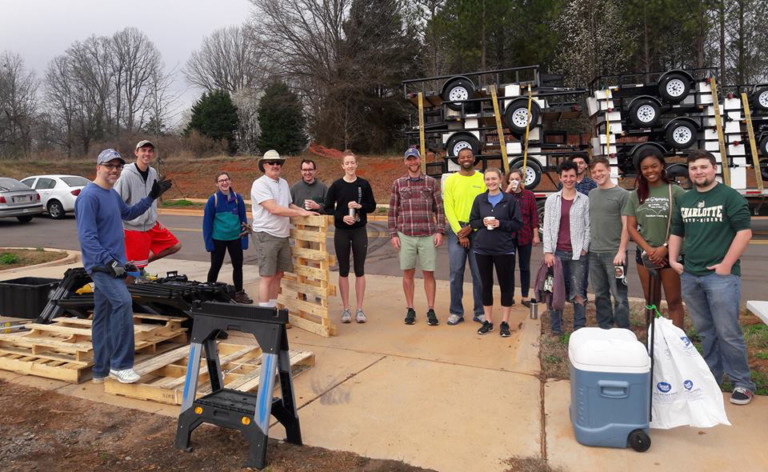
[622,149,686,328]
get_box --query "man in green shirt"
[669,150,755,405]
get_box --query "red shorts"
[124,222,179,268]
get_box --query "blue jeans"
[681,272,755,391]
[550,251,587,333]
[91,272,135,377]
[589,252,629,329]
[447,230,483,318]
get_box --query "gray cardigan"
[542,190,590,259]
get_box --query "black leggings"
[475,253,515,307]
[335,226,368,277]
[207,239,243,291]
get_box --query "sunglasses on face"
[264,161,283,167]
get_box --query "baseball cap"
[97,149,125,165]
[404,148,420,160]
[135,140,155,150]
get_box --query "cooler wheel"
[628,429,651,452]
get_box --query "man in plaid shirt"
[388,148,445,326]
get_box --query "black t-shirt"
[136,163,150,183]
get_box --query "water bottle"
[529,299,538,320]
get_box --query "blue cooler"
[568,327,652,452]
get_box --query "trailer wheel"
[658,73,690,103]
[510,159,542,190]
[445,132,481,159]
[629,100,660,128]
[759,158,768,181]
[752,87,768,112]
[504,98,541,134]
[536,199,546,238]
[631,143,665,170]
[665,120,697,149]
[442,78,476,112]
[759,135,768,156]
[628,429,651,452]
[666,163,692,190]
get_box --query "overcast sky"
[0,0,253,125]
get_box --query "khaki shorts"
[398,232,437,271]
[252,232,292,276]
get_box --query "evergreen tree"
[184,90,239,154]
[257,82,307,155]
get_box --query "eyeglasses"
[264,161,283,167]
[101,163,124,170]
[217,178,230,183]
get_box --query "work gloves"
[106,259,126,278]
[149,178,173,199]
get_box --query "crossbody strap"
[664,184,673,241]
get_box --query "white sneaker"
[355,310,367,323]
[341,309,352,323]
[109,368,141,384]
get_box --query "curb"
[0,248,80,276]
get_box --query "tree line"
[2,0,767,160]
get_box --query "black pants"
[514,241,532,297]
[335,226,368,277]
[207,239,243,291]
[475,253,515,307]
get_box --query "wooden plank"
[287,314,331,337]
[0,353,88,383]
[282,279,333,298]
[291,228,327,243]
[278,292,328,317]
[293,264,328,281]
[292,246,328,261]
[290,215,328,228]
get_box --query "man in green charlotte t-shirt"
[669,150,755,405]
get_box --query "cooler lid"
[568,327,650,373]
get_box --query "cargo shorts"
[398,232,437,272]
[252,232,292,276]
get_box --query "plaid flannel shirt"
[509,189,539,246]
[388,173,445,237]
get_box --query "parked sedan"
[20,175,90,219]
[0,177,43,223]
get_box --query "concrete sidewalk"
[1,256,765,471]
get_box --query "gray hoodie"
[114,162,158,231]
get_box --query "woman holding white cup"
[468,168,523,338]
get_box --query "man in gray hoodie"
[114,140,181,270]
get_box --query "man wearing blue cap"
[75,149,172,384]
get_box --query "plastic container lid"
[568,327,650,374]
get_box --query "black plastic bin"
[0,277,61,319]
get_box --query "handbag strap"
[664,184,673,241]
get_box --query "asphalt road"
[3,213,768,301]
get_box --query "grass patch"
[161,199,199,207]
[0,248,67,270]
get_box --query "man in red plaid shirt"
[388,148,445,326]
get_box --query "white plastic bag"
[648,316,731,429]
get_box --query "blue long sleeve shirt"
[75,182,153,272]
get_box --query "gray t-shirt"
[588,185,628,253]
[290,179,327,212]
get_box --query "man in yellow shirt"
[444,148,487,325]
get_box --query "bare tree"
[0,51,39,158]
[184,25,268,94]
[44,55,78,157]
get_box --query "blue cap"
[404,148,420,160]
[97,149,125,165]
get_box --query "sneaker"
[500,321,511,337]
[341,309,352,323]
[472,314,486,323]
[92,376,106,384]
[109,368,140,384]
[355,309,367,323]
[426,309,439,326]
[446,314,464,326]
[730,387,754,405]
[477,321,494,335]
[234,290,253,304]
[404,308,416,325]
[521,299,531,308]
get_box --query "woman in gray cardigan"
[542,161,590,335]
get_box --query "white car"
[20,175,90,219]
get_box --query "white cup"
[304,200,312,210]
[485,216,496,230]
[509,180,520,192]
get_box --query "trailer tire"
[510,159,542,190]
[631,143,666,171]
[658,73,690,103]
[536,199,546,238]
[666,163,692,190]
[504,98,541,134]
[445,132,481,160]
[442,78,476,112]
[629,100,660,128]
[759,158,768,181]
[752,88,768,112]
[759,135,768,156]
[665,120,697,149]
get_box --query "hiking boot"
[355,309,367,323]
[426,309,439,326]
[730,387,754,405]
[473,314,486,323]
[404,308,416,325]
[341,309,352,324]
[500,321,511,337]
[477,321,493,335]
[446,314,464,326]
[234,290,253,304]
[109,368,140,384]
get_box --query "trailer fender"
[630,142,668,170]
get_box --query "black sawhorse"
[174,301,302,469]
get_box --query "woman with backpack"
[203,171,253,304]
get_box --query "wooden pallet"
[0,314,187,383]
[104,342,315,405]
[279,215,337,337]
